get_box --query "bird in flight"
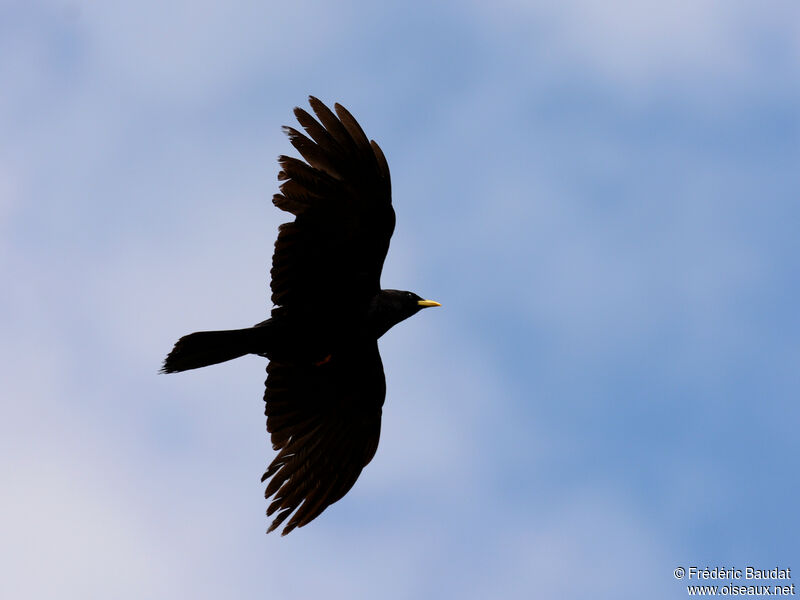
[162,97,440,535]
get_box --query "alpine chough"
[162,97,440,535]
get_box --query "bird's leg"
[314,354,333,367]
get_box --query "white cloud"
[471,0,800,101]
[65,0,346,104]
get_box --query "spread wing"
[262,342,385,535]
[270,96,394,318]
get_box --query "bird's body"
[162,97,439,535]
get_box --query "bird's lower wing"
[262,342,385,535]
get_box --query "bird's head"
[371,289,441,338]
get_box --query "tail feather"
[161,328,259,373]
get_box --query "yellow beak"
[417,299,442,308]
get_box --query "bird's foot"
[314,354,332,367]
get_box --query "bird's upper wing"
[270,97,394,317]
[262,341,385,535]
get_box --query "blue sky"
[2,1,799,598]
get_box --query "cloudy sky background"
[2,1,798,598]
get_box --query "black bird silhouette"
[162,97,440,535]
